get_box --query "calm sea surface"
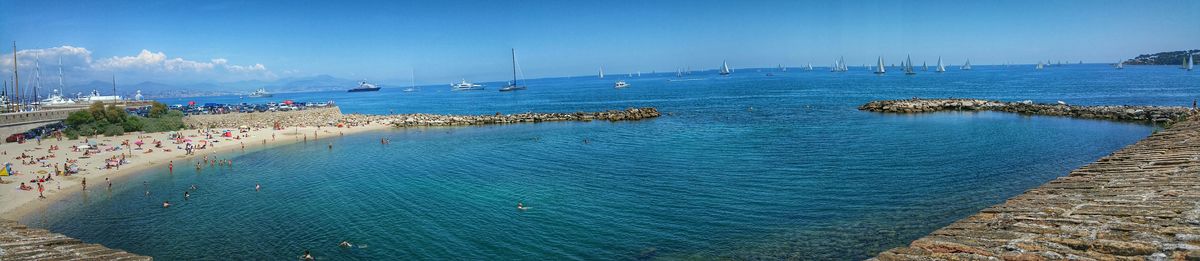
[24,65,1200,260]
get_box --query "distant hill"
[1124,49,1199,65]
[60,74,358,99]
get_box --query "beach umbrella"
[135,140,144,146]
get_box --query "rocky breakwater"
[0,219,149,260]
[860,98,1193,124]
[183,107,345,129]
[388,107,661,127]
[872,114,1200,260]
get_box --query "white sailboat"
[904,55,916,75]
[500,48,527,92]
[922,61,928,71]
[936,57,946,73]
[874,56,886,74]
[403,68,417,92]
[719,60,731,75]
[599,67,605,79]
[1187,52,1194,71]
[961,59,972,70]
[1036,61,1044,70]
[805,63,813,71]
[1115,60,1124,70]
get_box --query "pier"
[859,98,1192,124]
[0,219,149,260]
[865,99,1200,260]
[182,106,662,129]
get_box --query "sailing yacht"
[936,57,946,73]
[719,60,731,75]
[599,67,605,79]
[403,69,418,92]
[1115,61,1124,70]
[248,88,273,97]
[874,56,886,74]
[805,63,813,71]
[1186,52,1194,71]
[904,55,916,75]
[499,48,527,92]
[1036,61,1045,70]
[961,59,972,70]
[923,61,928,71]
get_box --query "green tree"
[88,102,106,122]
[104,104,125,124]
[148,101,169,118]
[65,111,94,127]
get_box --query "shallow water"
[25,64,1200,260]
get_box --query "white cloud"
[1,46,276,84]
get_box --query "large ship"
[248,88,273,97]
[348,81,381,92]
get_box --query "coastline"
[0,122,391,221]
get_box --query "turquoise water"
[24,65,1200,260]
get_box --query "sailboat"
[1187,52,1194,71]
[403,68,418,92]
[936,57,946,73]
[1115,61,1124,70]
[805,63,813,71]
[923,61,928,71]
[719,60,731,75]
[778,64,786,72]
[874,56,886,74]
[599,67,605,79]
[1036,61,1044,70]
[904,55,916,75]
[500,49,527,92]
[961,59,972,70]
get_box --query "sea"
[22,64,1200,260]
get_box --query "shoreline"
[0,123,391,221]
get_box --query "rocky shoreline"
[0,219,149,260]
[859,98,1193,124]
[182,106,662,129]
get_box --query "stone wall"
[859,98,1193,124]
[0,219,149,260]
[386,107,661,127]
[182,107,344,129]
[871,104,1200,260]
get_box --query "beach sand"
[0,122,390,220]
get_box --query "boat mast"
[34,55,41,105]
[12,41,19,111]
[510,48,517,85]
[111,75,117,100]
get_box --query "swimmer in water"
[517,202,528,211]
[184,191,190,200]
[339,241,352,248]
[302,250,314,260]
[255,183,261,191]
[162,200,171,208]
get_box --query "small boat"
[614,80,629,89]
[403,69,418,92]
[922,61,928,71]
[874,56,886,74]
[450,79,483,91]
[719,60,731,75]
[961,59,972,70]
[599,67,605,79]
[248,88,272,97]
[1036,61,1044,70]
[348,81,381,92]
[1187,52,1194,71]
[1115,60,1124,70]
[936,57,946,73]
[904,55,916,75]
[499,48,527,92]
[805,63,813,71]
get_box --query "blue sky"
[1,0,1198,85]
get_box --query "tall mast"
[58,57,64,90]
[12,41,19,111]
[34,55,41,104]
[511,48,517,84]
[112,75,117,100]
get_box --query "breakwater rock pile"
[386,107,661,127]
[859,98,1193,124]
[873,115,1200,260]
[183,107,345,129]
[0,219,149,260]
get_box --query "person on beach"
[37,182,45,198]
[169,161,174,173]
[81,178,86,191]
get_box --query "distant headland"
[1123,49,1198,65]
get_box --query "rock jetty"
[181,107,661,129]
[387,107,661,127]
[0,219,149,260]
[873,110,1200,260]
[859,98,1193,124]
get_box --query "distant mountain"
[1124,49,1199,65]
[60,75,359,99]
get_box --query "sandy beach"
[0,121,390,220]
